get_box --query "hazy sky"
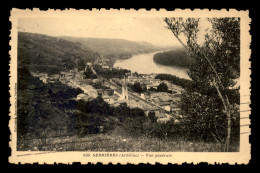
[18,17,183,47]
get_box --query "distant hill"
[153,49,195,68]
[18,32,99,74]
[18,32,175,74]
[60,36,171,60]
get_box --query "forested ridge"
[18,32,99,74]
[18,32,171,74]
[153,49,195,68]
[61,36,172,62]
[61,36,166,56]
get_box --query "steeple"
[122,75,128,100]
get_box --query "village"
[31,59,184,122]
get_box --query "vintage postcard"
[9,9,251,164]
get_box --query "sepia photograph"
[9,9,251,164]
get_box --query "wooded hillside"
[61,36,171,60]
[153,49,194,68]
[18,32,99,74]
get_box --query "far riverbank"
[114,51,190,80]
[153,49,194,69]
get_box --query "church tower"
[122,75,128,100]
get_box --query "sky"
[18,17,183,47]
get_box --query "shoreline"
[113,50,190,80]
[152,50,193,70]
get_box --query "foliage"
[61,36,167,60]
[78,59,86,71]
[148,112,158,123]
[17,67,79,140]
[17,68,238,151]
[148,87,157,92]
[129,82,143,94]
[84,67,97,79]
[93,65,130,79]
[180,91,240,142]
[75,111,116,136]
[157,82,169,92]
[18,32,98,75]
[164,17,240,148]
[155,73,192,89]
[153,49,194,68]
[122,109,148,137]
[75,97,148,137]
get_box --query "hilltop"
[18,32,172,74]
[18,32,99,74]
[60,36,172,60]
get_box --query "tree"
[132,82,143,94]
[164,17,240,151]
[84,67,97,79]
[88,96,112,115]
[155,74,191,89]
[78,58,85,71]
[157,82,168,92]
[148,112,158,123]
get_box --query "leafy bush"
[17,68,78,139]
[75,113,105,135]
[180,91,240,143]
[75,96,116,136]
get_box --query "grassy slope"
[20,126,239,152]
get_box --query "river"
[113,51,190,79]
